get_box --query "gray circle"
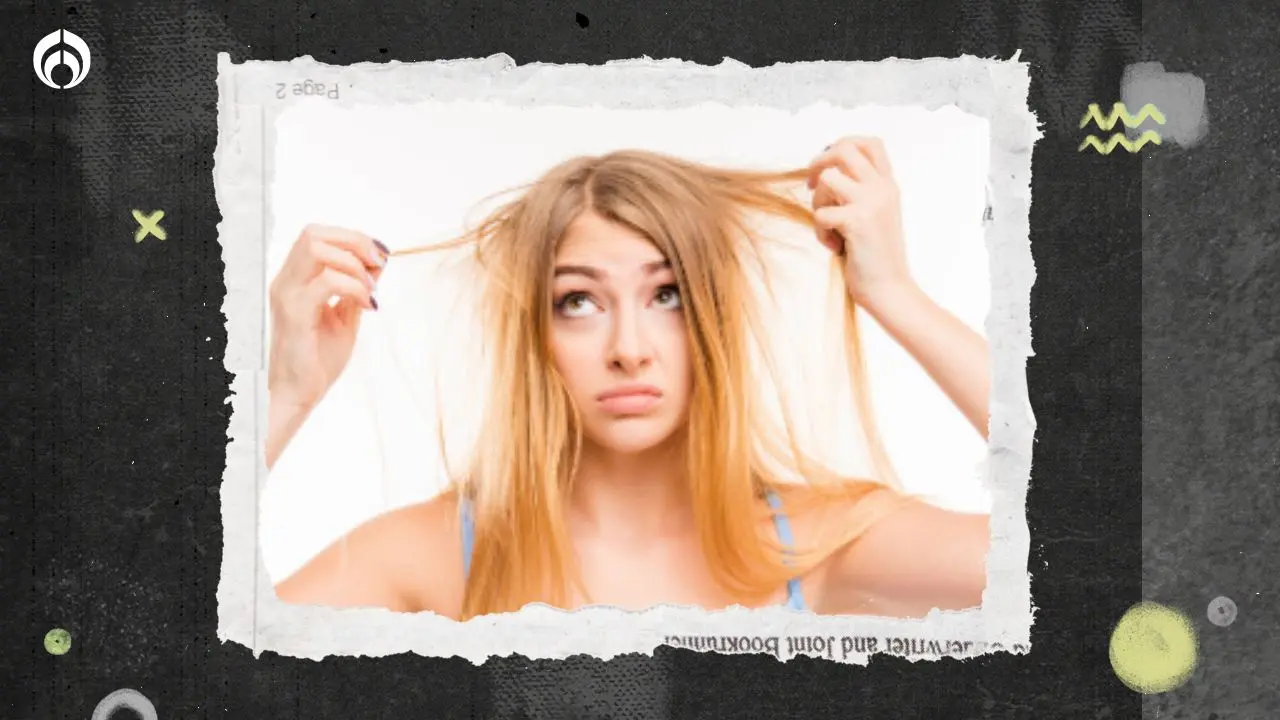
[91,689,157,720]
[1207,596,1237,627]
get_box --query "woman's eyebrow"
[553,264,602,280]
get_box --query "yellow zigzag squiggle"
[1078,131,1163,154]
[1080,102,1166,130]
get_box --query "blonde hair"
[396,149,906,619]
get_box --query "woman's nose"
[608,306,653,372]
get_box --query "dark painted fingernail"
[373,239,390,257]
[370,294,380,311]
[824,144,831,150]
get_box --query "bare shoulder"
[770,481,905,550]
[273,491,466,618]
[781,484,990,615]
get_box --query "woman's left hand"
[808,137,913,306]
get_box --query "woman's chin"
[587,417,682,455]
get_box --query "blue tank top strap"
[765,489,809,612]
[460,496,475,579]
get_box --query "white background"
[261,101,992,584]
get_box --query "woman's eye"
[653,285,682,310]
[556,292,600,318]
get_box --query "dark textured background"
[0,0,1261,717]
[1141,0,1280,718]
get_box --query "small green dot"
[44,628,72,655]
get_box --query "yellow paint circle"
[1109,602,1198,694]
[44,628,72,656]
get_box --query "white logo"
[33,29,91,89]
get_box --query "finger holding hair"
[808,138,879,189]
[811,170,856,215]
[815,166,864,206]
[304,267,377,318]
[308,239,382,292]
[300,223,390,272]
[849,136,893,176]
[813,204,856,255]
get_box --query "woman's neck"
[569,437,692,542]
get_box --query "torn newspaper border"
[214,53,1039,664]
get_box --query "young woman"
[267,136,991,620]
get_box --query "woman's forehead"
[555,213,667,268]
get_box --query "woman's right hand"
[267,224,389,412]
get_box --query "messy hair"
[395,149,904,618]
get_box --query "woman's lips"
[597,385,662,414]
